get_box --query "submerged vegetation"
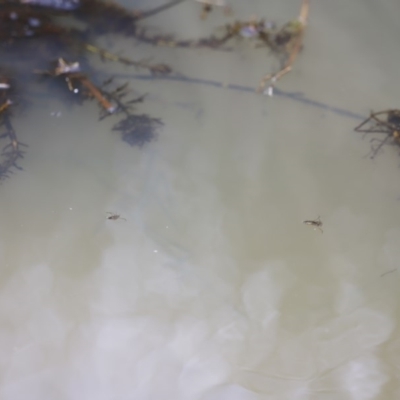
[3,0,392,182]
[0,0,308,179]
[2,0,395,187]
[0,0,311,181]
[0,0,183,180]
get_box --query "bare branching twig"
[355,110,400,159]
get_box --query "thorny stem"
[78,76,116,113]
[101,83,143,118]
[258,0,309,94]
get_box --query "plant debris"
[0,0,180,180]
[257,0,309,95]
[148,0,309,92]
[196,0,231,20]
[354,110,400,159]
[0,0,313,181]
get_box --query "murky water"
[1,0,400,399]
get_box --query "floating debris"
[36,58,117,113]
[258,0,309,95]
[147,0,310,91]
[0,0,179,180]
[354,109,400,159]
[0,0,312,181]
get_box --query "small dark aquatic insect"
[106,212,127,221]
[303,216,323,233]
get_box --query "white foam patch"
[62,312,234,400]
[36,234,237,400]
[340,354,388,400]
[0,237,395,400]
[306,352,389,400]
[316,308,394,369]
[235,367,313,400]
[241,262,295,325]
[0,231,395,400]
[178,352,231,399]
[0,368,61,400]
[334,281,365,314]
[238,263,297,368]
[88,239,202,316]
[168,316,211,361]
[65,316,178,399]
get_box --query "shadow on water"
[108,72,365,121]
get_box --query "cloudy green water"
[0,0,400,399]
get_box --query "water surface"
[1,1,400,399]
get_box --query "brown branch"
[77,76,116,114]
[257,0,309,94]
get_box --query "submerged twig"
[36,58,117,113]
[78,75,116,113]
[354,109,400,159]
[84,43,172,75]
[0,98,28,180]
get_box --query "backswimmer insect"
[303,216,323,233]
[106,212,127,221]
